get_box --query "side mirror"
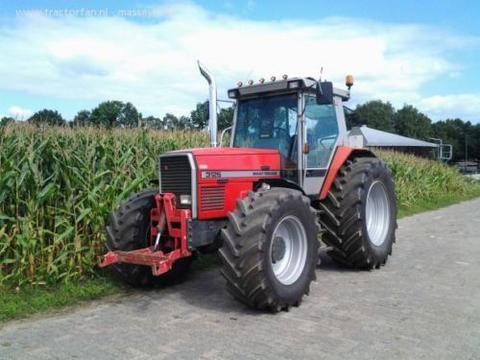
[316,81,334,105]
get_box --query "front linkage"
[100,193,192,276]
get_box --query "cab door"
[302,95,342,195]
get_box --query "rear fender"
[319,146,375,200]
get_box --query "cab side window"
[304,96,339,168]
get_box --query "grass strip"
[398,187,480,218]
[0,278,120,324]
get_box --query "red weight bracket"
[99,193,192,276]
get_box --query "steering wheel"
[318,135,337,150]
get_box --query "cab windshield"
[233,94,298,159]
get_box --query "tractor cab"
[227,77,351,194]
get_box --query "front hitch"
[99,193,192,276]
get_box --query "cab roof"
[228,77,350,101]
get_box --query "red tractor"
[100,62,397,312]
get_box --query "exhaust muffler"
[197,60,218,147]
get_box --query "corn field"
[0,125,208,288]
[376,150,479,208]
[0,125,478,288]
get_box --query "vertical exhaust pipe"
[197,60,218,147]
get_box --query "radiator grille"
[200,185,225,212]
[160,155,191,209]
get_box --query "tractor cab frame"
[227,77,352,196]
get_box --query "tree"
[349,100,395,132]
[393,105,432,139]
[178,116,193,130]
[90,101,123,128]
[90,101,123,127]
[0,116,15,127]
[162,113,179,130]
[218,107,234,130]
[190,101,208,130]
[161,113,191,130]
[471,124,480,161]
[143,115,164,130]
[72,110,91,127]
[28,109,66,126]
[118,102,141,128]
[190,102,233,131]
[431,119,462,160]
[432,119,480,161]
[89,101,141,128]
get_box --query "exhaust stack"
[197,61,218,147]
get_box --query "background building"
[349,125,442,158]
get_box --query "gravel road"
[1,199,479,360]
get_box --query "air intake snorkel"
[197,61,218,147]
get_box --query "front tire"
[219,187,319,312]
[318,157,397,269]
[106,189,192,287]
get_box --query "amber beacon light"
[345,74,354,90]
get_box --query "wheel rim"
[269,215,308,285]
[366,180,391,246]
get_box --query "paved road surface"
[1,199,480,360]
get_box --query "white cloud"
[419,94,480,122]
[8,105,33,120]
[0,3,478,121]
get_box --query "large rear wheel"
[318,157,397,269]
[219,187,319,312]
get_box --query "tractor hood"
[191,147,281,219]
[190,147,281,172]
[160,147,283,220]
[162,147,282,179]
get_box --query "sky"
[0,0,479,123]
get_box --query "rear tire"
[106,189,192,287]
[318,157,397,269]
[219,187,319,312]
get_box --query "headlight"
[180,195,192,205]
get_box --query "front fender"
[319,146,375,200]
